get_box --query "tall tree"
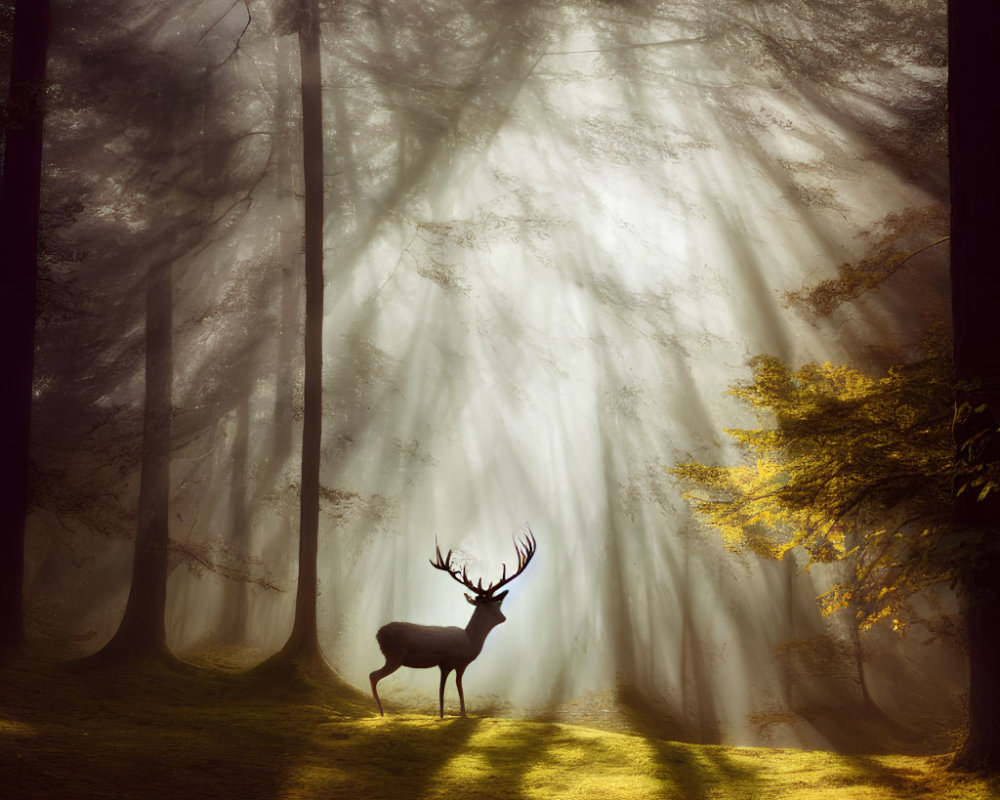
[948,0,1000,772]
[275,0,326,667]
[98,259,174,662]
[91,54,189,663]
[0,0,50,657]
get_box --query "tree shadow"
[0,653,333,800]
[621,689,770,800]
[621,691,977,800]
[299,715,487,800]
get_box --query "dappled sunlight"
[517,725,664,800]
[2,653,994,799]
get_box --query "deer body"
[370,531,535,718]
[377,609,502,670]
[377,622,479,670]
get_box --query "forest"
[2,0,999,797]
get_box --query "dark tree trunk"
[0,0,50,658]
[272,35,300,471]
[948,0,1000,773]
[280,0,325,663]
[99,263,174,662]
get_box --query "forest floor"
[0,651,996,800]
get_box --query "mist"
[25,0,957,751]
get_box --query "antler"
[430,542,484,596]
[483,526,537,596]
[430,526,537,599]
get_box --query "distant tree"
[98,258,174,662]
[91,56,189,662]
[0,0,49,658]
[63,4,277,663]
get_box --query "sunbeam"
[23,0,958,755]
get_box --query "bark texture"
[282,0,325,662]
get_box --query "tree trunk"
[0,0,50,658]
[99,262,174,662]
[948,0,1000,772]
[272,34,300,471]
[219,397,251,643]
[953,568,1000,771]
[280,0,325,663]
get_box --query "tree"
[97,258,174,662]
[948,0,1000,772]
[673,316,1000,769]
[44,2,283,663]
[0,0,49,657]
[672,4,1000,752]
[270,0,327,670]
[672,328,955,632]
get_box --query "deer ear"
[495,590,509,603]
[465,593,477,605]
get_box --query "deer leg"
[370,661,399,716]
[439,666,453,719]
[455,665,467,718]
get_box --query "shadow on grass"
[834,753,1000,798]
[302,715,488,799]
[615,684,762,799]
[620,686,992,800]
[0,651,366,800]
[4,653,989,800]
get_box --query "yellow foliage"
[672,329,959,628]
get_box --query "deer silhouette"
[370,529,537,718]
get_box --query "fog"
[27,0,958,749]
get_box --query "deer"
[370,528,537,719]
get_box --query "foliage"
[953,381,1000,509]
[784,208,949,316]
[1,653,995,799]
[672,328,959,630]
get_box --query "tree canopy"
[672,328,968,631]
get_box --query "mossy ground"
[1,653,996,800]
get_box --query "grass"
[1,653,997,800]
